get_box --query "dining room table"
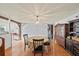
[27,36,49,51]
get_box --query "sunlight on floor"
[6,39,70,56]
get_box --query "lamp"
[35,16,39,24]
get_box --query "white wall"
[0,18,19,49]
[10,22,19,40]
[22,24,48,37]
[0,19,11,49]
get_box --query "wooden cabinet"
[0,37,5,56]
[69,19,79,36]
[66,19,79,55]
[66,38,73,54]
[73,43,79,56]
[55,24,68,48]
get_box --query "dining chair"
[44,39,51,52]
[33,39,44,56]
[23,34,28,50]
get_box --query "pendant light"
[35,16,39,24]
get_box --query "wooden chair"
[23,34,28,50]
[33,39,44,56]
[44,40,51,52]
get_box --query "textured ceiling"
[0,3,79,24]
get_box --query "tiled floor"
[5,39,70,56]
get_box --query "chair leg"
[49,45,51,51]
[42,52,43,56]
[48,46,51,52]
[34,52,35,56]
[24,45,26,50]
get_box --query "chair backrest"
[23,34,28,45]
[33,39,44,50]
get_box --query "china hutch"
[55,24,68,48]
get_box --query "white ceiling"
[0,3,79,24]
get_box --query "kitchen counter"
[66,36,79,55]
[72,36,79,42]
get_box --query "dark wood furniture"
[44,40,51,52]
[23,34,28,50]
[48,24,53,40]
[33,39,44,56]
[0,37,5,56]
[65,20,74,55]
[66,38,73,55]
[66,19,79,55]
[55,24,68,48]
[73,40,79,56]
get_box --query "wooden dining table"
[27,36,49,50]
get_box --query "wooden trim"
[0,16,8,20]
[11,20,20,24]
[18,23,21,40]
[55,23,68,27]
[0,15,22,40]
[0,15,21,24]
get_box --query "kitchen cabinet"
[66,19,79,55]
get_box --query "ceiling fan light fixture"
[36,20,39,24]
[35,16,39,24]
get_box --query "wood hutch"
[55,24,68,48]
